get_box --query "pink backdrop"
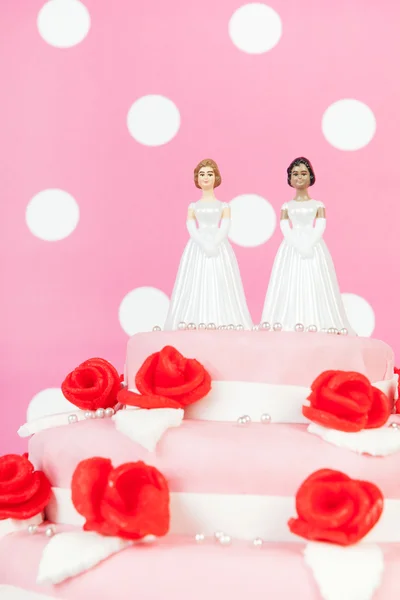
[1,0,399,454]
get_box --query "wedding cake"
[1,158,399,600]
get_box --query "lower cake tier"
[0,528,399,600]
[29,418,400,542]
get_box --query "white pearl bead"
[218,325,226,330]
[187,323,196,330]
[339,328,348,336]
[261,322,270,330]
[306,325,317,333]
[214,531,224,540]
[260,413,271,424]
[237,415,251,425]
[389,422,399,429]
[68,414,78,424]
[236,324,244,330]
[328,327,337,335]
[152,325,161,331]
[105,407,115,418]
[95,408,105,419]
[295,323,304,332]
[45,526,55,537]
[253,537,263,548]
[28,524,38,534]
[198,323,206,329]
[84,410,94,419]
[195,533,205,542]
[252,325,259,331]
[227,324,235,330]
[178,322,186,330]
[207,323,216,329]
[273,323,282,331]
[219,534,232,545]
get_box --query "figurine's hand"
[298,244,314,259]
[203,241,218,257]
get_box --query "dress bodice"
[285,199,324,230]
[191,200,227,231]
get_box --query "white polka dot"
[26,189,80,241]
[229,3,282,54]
[27,388,76,422]
[341,293,375,337]
[228,194,277,247]
[322,99,376,151]
[127,95,181,146]
[37,0,90,48]
[119,287,170,335]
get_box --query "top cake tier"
[126,330,394,387]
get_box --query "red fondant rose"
[62,357,121,411]
[302,370,391,432]
[0,454,51,520]
[71,458,170,540]
[117,345,211,409]
[394,367,400,413]
[288,469,383,546]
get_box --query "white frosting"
[132,376,397,424]
[112,407,184,451]
[37,530,132,585]
[304,542,384,600]
[48,487,400,543]
[18,411,88,437]
[17,376,397,438]
[0,513,43,538]
[308,422,400,456]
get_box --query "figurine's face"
[290,163,310,189]
[197,166,215,190]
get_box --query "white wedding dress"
[261,199,354,333]
[164,200,253,329]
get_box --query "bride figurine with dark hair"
[261,157,354,334]
[164,158,253,330]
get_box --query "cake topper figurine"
[164,158,253,330]
[261,157,355,334]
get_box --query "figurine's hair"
[287,157,316,187]
[194,158,222,189]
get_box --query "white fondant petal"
[307,423,400,456]
[304,542,384,600]
[18,412,86,437]
[36,531,131,585]
[112,408,184,451]
[0,514,43,538]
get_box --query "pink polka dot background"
[1,0,399,453]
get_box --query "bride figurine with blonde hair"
[261,157,354,334]
[164,158,253,330]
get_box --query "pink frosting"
[0,528,399,599]
[29,419,400,498]
[126,331,394,387]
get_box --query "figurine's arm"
[213,205,231,246]
[280,207,289,221]
[280,205,313,258]
[312,204,326,244]
[186,205,205,247]
[279,205,297,245]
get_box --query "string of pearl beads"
[67,407,116,425]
